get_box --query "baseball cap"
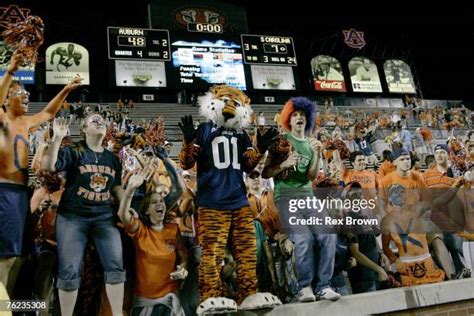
[393,148,410,161]
[434,144,448,153]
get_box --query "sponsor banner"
[250,65,295,90]
[46,42,90,85]
[315,80,346,92]
[384,59,416,94]
[0,41,35,84]
[115,60,167,87]
[311,55,346,92]
[349,57,382,93]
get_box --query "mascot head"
[198,85,252,129]
[280,97,317,135]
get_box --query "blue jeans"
[444,233,467,274]
[56,212,126,290]
[277,197,336,292]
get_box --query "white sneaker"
[298,286,316,302]
[316,287,341,301]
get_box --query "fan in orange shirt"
[333,150,378,199]
[378,150,396,180]
[118,147,188,315]
[380,148,457,280]
[381,184,445,286]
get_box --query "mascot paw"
[196,297,238,315]
[239,292,282,310]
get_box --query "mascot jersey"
[55,142,122,217]
[193,122,253,210]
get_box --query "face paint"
[88,115,105,128]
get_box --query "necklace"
[92,150,103,164]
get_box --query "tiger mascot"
[178,85,282,314]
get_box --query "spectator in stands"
[400,126,413,152]
[257,112,266,127]
[333,150,378,200]
[264,97,341,302]
[164,140,173,156]
[0,50,82,291]
[425,154,436,169]
[118,148,188,316]
[354,124,379,167]
[273,110,281,128]
[381,183,446,286]
[379,148,457,280]
[420,126,434,154]
[378,150,395,180]
[117,98,124,110]
[414,128,427,157]
[246,170,278,293]
[423,144,471,278]
[41,115,125,316]
[341,182,389,293]
[30,171,65,315]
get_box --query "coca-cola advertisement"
[384,59,416,94]
[311,55,346,92]
[349,57,383,93]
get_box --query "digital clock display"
[107,26,171,61]
[187,22,223,34]
[241,34,297,66]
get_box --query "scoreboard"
[107,26,171,61]
[241,34,297,66]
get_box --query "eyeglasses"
[11,89,30,97]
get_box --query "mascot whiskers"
[178,85,281,314]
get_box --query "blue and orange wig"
[280,97,317,134]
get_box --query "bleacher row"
[25,102,469,182]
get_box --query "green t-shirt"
[274,133,314,200]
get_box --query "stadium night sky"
[5,1,474,103]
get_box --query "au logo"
[0,5,30,30]
[343,28,366,49]
[174,7,226,28]
[409,262,427,278]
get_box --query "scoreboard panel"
[241,34,297,66]
[107,26,171,61]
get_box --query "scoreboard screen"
[241,34,297,66]
[107,26,171,61]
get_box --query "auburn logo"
[174,7,226,28]
[409,262,427,278]
[342,28,366,49]
[0,5,30,30]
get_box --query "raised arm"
[178,115,199,170]
[41,118,69,172]
[27,76,82,129]
[154,146,184,209]
[0,51,22,110]
[118,166,154,232]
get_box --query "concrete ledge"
[237,279,474,316]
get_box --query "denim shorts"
[56,212,126,290]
